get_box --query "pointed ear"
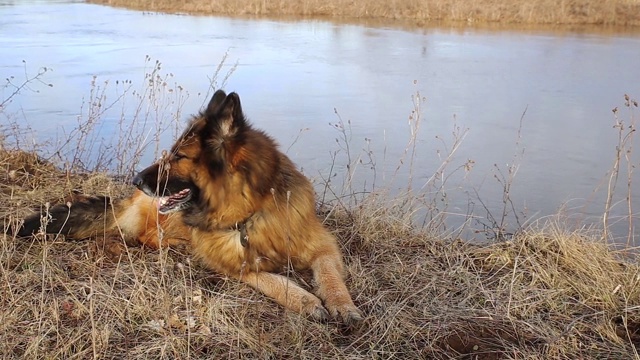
[205,90,227,117]
[214,92,245,136]
[220,92,243,121]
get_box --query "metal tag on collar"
[238,223,249,247]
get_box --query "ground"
[1,148,639,359]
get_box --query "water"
[1,1,640,242]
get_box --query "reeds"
[87,0,640,26]
[1,160,639,358]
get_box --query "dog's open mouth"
[157,188,192,214]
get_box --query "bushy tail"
[16,195,121,240]
[15,190,191,249]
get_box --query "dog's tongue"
[158,189,190,211]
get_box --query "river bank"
[87,0,640,27]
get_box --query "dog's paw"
[308,305,330,322]
[300,296,330,322]
[326,303,364,324]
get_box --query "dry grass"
[87,0,640,26]
[2,59,639,358]
[1,148,640,359]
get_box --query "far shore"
[87,0,640,27]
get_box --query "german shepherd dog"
[18,90,362,323]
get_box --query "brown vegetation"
[1,147,640,358]
[2,60,639,358]
[87,0,640,26]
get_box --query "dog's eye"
[174,153,188,160]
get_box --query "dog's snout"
[132,173,143,188]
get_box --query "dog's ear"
[210,92,246,137]
[205,90,227,117]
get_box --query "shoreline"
[86,0,640,27]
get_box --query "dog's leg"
[311,252,363,324]
[238,271,329,321]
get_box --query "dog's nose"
[132,173,143,188]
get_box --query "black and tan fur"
[19,90,362,323]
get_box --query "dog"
[18,90,362,323]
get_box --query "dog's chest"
[190,229,282,274]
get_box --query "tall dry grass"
[88,0,640,26]
[1,64,640,358]
[1,154,640,358]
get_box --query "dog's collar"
[231,214,254,247]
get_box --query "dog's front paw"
[308,304,330,322]
[326,302,363,324]
[298,296,330,322]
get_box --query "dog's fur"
[18,90,362,323]
[18,191,190,249]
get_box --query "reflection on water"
[1,1,640,242]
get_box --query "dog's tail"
[13,190,189,248]
[17,195,125,240]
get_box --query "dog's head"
[133,90,276,216]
